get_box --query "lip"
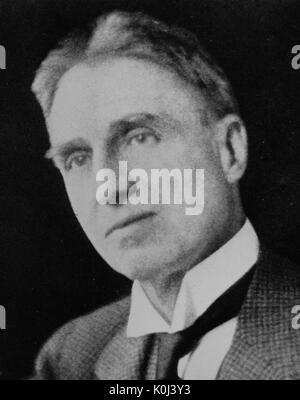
[105,211,156,238]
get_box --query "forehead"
[48,57,202,145]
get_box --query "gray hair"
[31,10,239,123]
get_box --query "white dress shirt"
[126,219,259,379]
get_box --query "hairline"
[47,51,215,129]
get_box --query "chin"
[101,247,165,281]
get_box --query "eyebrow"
[108,113,160,138]
[45,137,91,161]
[45,112,181,161]
[107,112,180,149]
[110,112,158,130]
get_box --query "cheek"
[63,176,94,221]
[160,166,228,230]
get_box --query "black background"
[0,0,299,379]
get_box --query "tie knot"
[155,266,256,379]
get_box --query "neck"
[139,210,246,324]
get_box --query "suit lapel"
[93,248,277,380]
[94,322,158,380]
[217,246,298,379]
[93,247,299,380]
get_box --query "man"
[31,10,300,379]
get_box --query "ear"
[213,114,248,183]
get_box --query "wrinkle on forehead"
[48,57,206,146]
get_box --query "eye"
[127,129,160,147]
[64,151,91,171]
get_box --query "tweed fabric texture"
[33,247,300,380]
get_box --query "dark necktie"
[156,267,255,380]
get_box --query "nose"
[94,150,135,207]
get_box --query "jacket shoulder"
[265,251,300,379]
[33,295,131,379]
[220,249,300,380]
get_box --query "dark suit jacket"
[33,248,300,380]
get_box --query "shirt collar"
[127,219,259,337]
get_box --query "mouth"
[105,211,156,238]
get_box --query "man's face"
[48,57,234,281]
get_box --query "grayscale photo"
[0,0,300,381]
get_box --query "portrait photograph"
[0,0,300,381]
